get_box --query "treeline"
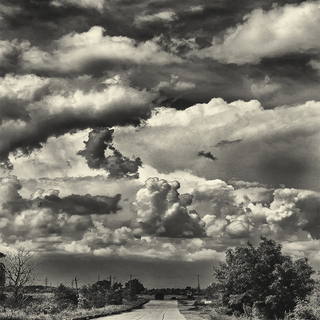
[144,287,200,296]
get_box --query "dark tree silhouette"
[213,237,315,319]
[0,252,5,287]
[4,247,37,307]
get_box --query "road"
[96,300,186,320]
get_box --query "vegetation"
[80,279,123,308]
[210,237,317,319]
[2,247,38,309]
[124,278,145,300]
[1,240,319,320]
[0,248,148,320]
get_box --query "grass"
[0,298,149,320]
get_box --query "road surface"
[96,300,186,320]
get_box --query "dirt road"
[96,300,186,320]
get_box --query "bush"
[54,283,78,308]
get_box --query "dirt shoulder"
[178,300,213,320]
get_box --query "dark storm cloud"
[215,139,242,148]
[198,151,217,161]
[39,193,122,216]
[0,98,30,124]
[78,128,142,179]
[4,192,122,216]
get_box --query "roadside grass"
[0,298,149,320]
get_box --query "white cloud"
[50,0,105,12]
[19,26,182,73]
[134,10,177,25]
[155,74,195,92]
[194,1,320,64]
[132,177,206,238]
[114,98,320,189]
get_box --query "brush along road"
[96,300,186,320]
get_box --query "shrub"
[54,283,78,308]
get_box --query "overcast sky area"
[0,0,319,289]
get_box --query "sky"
[0,0,319,290]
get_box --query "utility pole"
[98,273,100,282]
[197,274,200,297]
[109,275,112,288]
[74,278,79,297]
[45,276,48,288]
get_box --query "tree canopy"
[213,237,315,319]
[125,278,145,299]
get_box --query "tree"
[0,252,5,304]
[125,278,145,300]
[4,247,37,307]
[0,252,5,287]
[213,237,315,319]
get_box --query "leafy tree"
[124,278,144,300]
[213,237,315,319]
[4,247,37,308]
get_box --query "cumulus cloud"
[265,188,320,239]
[133,177,206,238]
[78,128,142,178]
[190,178,320,243]
[195,1,320,64]
[4,26,182,75]
[114,98,320,190]
[0,74,156,170]
[1,174,319,264]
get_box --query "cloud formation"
[78,128,142,178]
[133,177,206,238]
[0,74,156,170]
[195,1,320,64]
[115,98,320,190]
[1,27,183,76]
[134,10,177,26]
[1,174,319,268]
